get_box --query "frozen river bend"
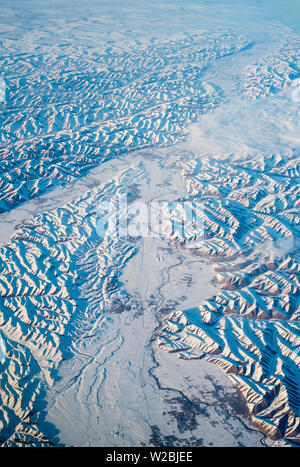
[0,0,299,446]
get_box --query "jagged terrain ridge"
[240,41,300,99]
[0,33,252,213]
[0,0,299,447]
[0,163,145,446]
[159,151,300,443]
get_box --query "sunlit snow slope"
[0,0,299,447]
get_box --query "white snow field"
[0,0,299,446]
